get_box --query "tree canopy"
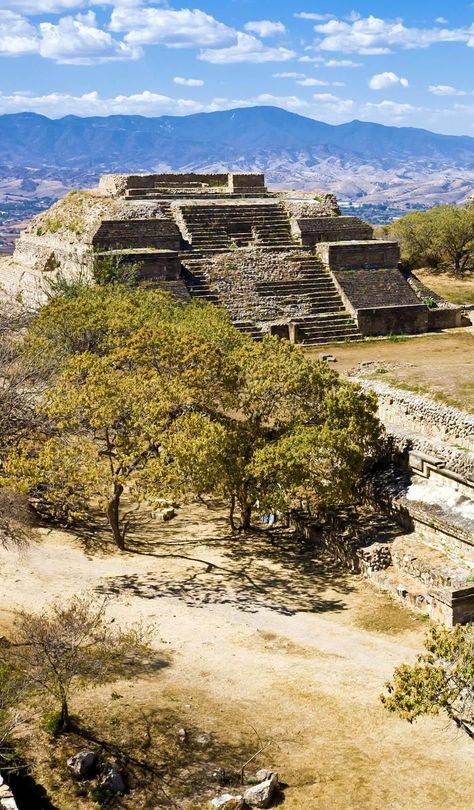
[2,283,382,544]
[382,623,474,733]
[389,204,474,275]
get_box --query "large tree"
[144,337,381,530]
[4,283,381,539]
[391,204,474,275]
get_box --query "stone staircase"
[257,256,362,345]
[177,202,295,252]
[180,260,220,305]
[293,312,362,345]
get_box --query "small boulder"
[195,732,212,746]
[255,769,271,782]
[67,751,98,780]
[210,794,244,809]
[162,507,176,521]
[243,772,279,808]
[319,353,337,363]
[102,768,126,795]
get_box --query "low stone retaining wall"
[357,380,474,452]
[316,240,400,271]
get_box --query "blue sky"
[0,1,473,134]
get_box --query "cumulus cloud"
[110,6,235,49]
[0,10,38,57]
[173,76,204,87]
[0,0,87,12]
[199,32,295,64]
[39,11,141,64]
[244,20,285,37]
[313,15,472,54]
[429,84,472,96]
[369,72,409,90]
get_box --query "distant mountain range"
[1,106,473,208]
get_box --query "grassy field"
[305,330,474,412]
[416,269,474,304]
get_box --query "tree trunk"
[59,695,70,732]
[229,495,237,532]
[239,503,252,532]
[107,483,125,549]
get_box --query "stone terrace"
[9,171,467,345]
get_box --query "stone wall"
[94,249,180,281]
[99,173,265,196]
[357,379,474,451]
[317,240,400,270]
[427,307,463,329]
[92,220,181,251]
[356,304,429,336]
[192,249,313,323]
[228,173,265,191]
[297,216,373,248]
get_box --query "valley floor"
[0,503,472,809]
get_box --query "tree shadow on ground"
[94,503,372,616]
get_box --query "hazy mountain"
[0,106,473,207]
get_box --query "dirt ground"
[416,270,474,305]
[305,328,474,412]
[0,503,473,809]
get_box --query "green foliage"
[390,204,474,275]
[42,710,67,737]
[42,267,92,301]
[382,624,474,729]
[423,296,438,310]
[93,253,141,287]
[90,784,116,808]
[5,283,381,537]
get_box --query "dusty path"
[0,504,472,809]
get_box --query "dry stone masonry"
[5,171,468,344]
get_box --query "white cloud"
[0,10,38,56]
[324,58,363,67]
[294,12,331,21]
[0,0,87,12]
[435,17,448,24]
[0,89,207,117]
[273,71,306,78]
[297,78,329,86]
[173,76,204,87]
[110,6,235,49]
[244,20,285,37]
[199,32,295,64]
[369,72,409,90]
[313,15,472,54]
[39,11,140,64]
[429,84,473,96]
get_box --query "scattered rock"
[243,771,279,808]
[211,767,228,785]
[255,768,271,782]
[319,353,336,362]
[67,750,98,780]
[210,794,244,809]
[177,727,188,742]
[102,768,126,794]
[195,732,212,746]
[162,507,176,521]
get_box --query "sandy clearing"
[0,504,472,809]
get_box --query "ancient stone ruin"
[3,171,467,344]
